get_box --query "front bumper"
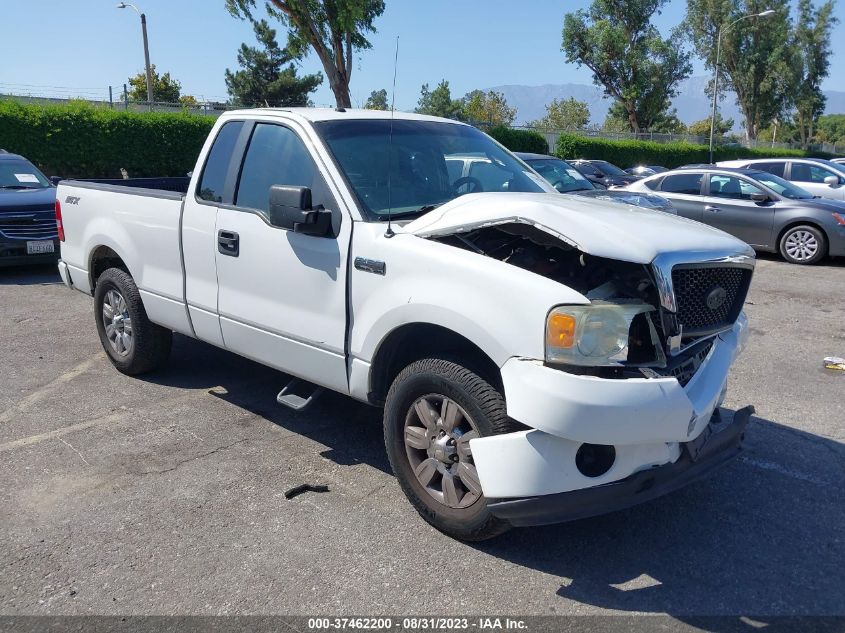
[0,238,60,267]
[470,315,748,499]
[488,405,753,527]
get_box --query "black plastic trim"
[487,406,754,527]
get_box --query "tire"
[779,225,827,265]
[94,267,172,375]
[383,357,521,541]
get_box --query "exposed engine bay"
[430,222,714,381]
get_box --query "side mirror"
[750,192,770,203]
[50,176,63,186]
[268,185,331,236]
[824,175,840,186]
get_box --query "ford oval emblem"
[706,286,728,310]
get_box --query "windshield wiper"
[382,203,443,220]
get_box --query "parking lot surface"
[1,256,843,619]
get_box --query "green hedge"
[488,125,549,155]
[0,100,215,178]
[554,133,836,168]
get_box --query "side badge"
[354,257,386,276]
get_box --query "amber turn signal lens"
[547,313,576,348]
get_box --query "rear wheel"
[94,267,172,375]
[384,357,521,541]
[779,225,827,264]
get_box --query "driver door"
[214,121,351,393]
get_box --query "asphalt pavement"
[0,255,843,622]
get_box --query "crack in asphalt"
[135,438,249,476]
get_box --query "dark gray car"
[623,166,845,264]
[516,153,676,213]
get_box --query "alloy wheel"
[404,394,483,509]
[784,230,819,262]
[102,289,133,357]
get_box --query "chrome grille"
[671,265,752,336]
[0,212,58,241]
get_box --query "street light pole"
[708,9,775,163]
[117,2,154,107]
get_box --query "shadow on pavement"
[138,335,844,620]
[755,251,845,268]
[473,413,845,620]
[0,262,61,285]
[142,334,390,474]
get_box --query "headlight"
[546,303,655,366]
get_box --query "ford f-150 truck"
[56,108,755,541]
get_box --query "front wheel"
[94,267,172,375]
[383,357,521,541]
[779,225,827,264]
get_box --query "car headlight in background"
[546,303,655,366]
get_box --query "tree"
[415,80,464,120]
[601,115,631,134]
[127,65,182,103]
[562,0,692,134]
[605,101,686,133]
[685,0,792,140]
[790,0,838,148]
[687,114,735,137]
[816,114,845,144]
[461,90,516,127]
[178,95,199,107]
[757,118,799,144]
[364,88,388,110]
[226,0,385,109]
[225,19,322,107]
[529,97,590,130]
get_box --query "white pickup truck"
[56,108,755,541]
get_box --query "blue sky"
[1,0,843,111]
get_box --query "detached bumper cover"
[497,314,748,446]
[487,405,753,527]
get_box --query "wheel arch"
[368,322,503,406]
[88,245,131,293]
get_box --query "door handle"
[704,205,721,213]
[217,230,239,257]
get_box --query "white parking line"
[0,352,103,424]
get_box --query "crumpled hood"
[402,192,753,264]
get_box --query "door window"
[791,163,837,183]
[197,121,244,203]
[235,123,322,212]
[752,161,786,177]
[659,173,703,195]
[709,175,764,200]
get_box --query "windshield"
[749,171,814,199]
[526,158,595,192]
[0,158,51,189]
[314,119,547,220]
[592,160,627,176]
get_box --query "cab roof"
[223,107,467,125]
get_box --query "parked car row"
[522,152,845,265]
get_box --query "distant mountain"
[490,76,845,130]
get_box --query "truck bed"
[57,178,190,337]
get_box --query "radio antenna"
[384,35,399,238]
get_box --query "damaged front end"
[429,220,753,385]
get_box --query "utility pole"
[708,10,775,163]
[117,3,154,108]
